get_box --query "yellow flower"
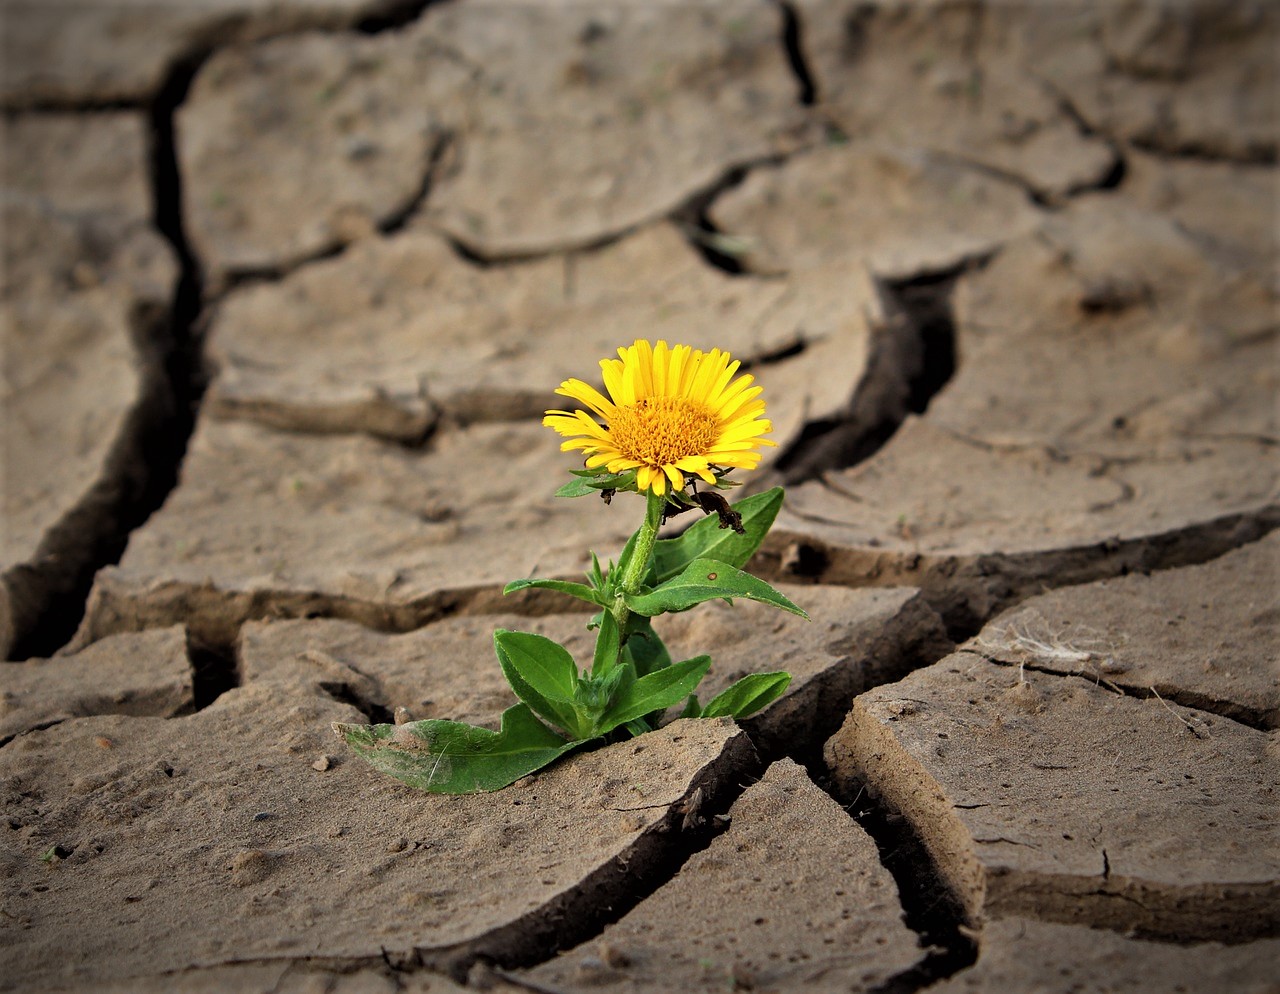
[544,339,775,496]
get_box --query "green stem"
[611,488,666,633]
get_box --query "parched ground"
[1,1,1277,992]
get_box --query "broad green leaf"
[592,610,622,677]
[598,655,711,734]
[623,617,672,677]
[503,578,604,607]
[623,559,808,620]
[701,672,792,719]
[494,630,584,737]
[652,488,783,583]
[334,703,579,793]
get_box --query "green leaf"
[597,656,636,703]
[334,704,579,793]
[597,655,711,734]
[503,578,604,607]
[555,468,638,498]
[701,672,792,719]
[493,630,585,737]
[652,488,783,583]
[623,617,672,677]
[679,694,702,719]
[555,476,601,498]
[587,551,605,590]
[623,559,808,619]
[592,610,622,677]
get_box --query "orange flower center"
[609,397,719,467]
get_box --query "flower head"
[544,339,775,495]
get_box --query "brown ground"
[1,2,1277,992]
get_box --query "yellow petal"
[556,378,615,419]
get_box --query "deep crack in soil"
[775,262,965,484]
[3,55,208,660]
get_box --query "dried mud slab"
[178,26,475,284]
[763,194,1279,627]
[239,584,948,755]
[1030,0,1278,162]
[1,113,177,658]
[0,0,423,108]
[74,417,636,649]
[523,759,923,994]
[41,962,473,994]
[708,142,1041,278]
[204,223,882,447]
[931,917,1280,994]
[0,627,192,745]
[794,0,1117,201]
[825,655,1280,941]
[239,612,590,727]
[939,196,1276,455]
[1122,149,1280,282]
[0,685,755,988]
[971,531,1280,729]
[413,0,811,257]
[179,1,810,282]
[655,585,949,758]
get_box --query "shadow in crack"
[189,633,240,711]
[774,262,966,485]
[822,767,979,993]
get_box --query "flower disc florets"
[543,339,775,495]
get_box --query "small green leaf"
[555,476,601,498]
[701,672,792,719]
[334,703,579,793]
[623,559,808,619]
[652,488,783,583]
[679,694,702,719]
[587,551,605,590]
[503,578,604,607]
[597,657,636,702]
[494,630,584,738]
[555,468,638,498]
[597,655,711,734]
[592,610,622,677]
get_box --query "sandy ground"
[2,1,1277,991]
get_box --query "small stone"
[311,755,331,772]
[228,849,272,887]
[251,812,272,822]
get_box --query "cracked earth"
[1,1,1277,991]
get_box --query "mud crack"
[773,0,818,106]
[774,261,967,485]
[3,55,209,660]
[417,732,763,981]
